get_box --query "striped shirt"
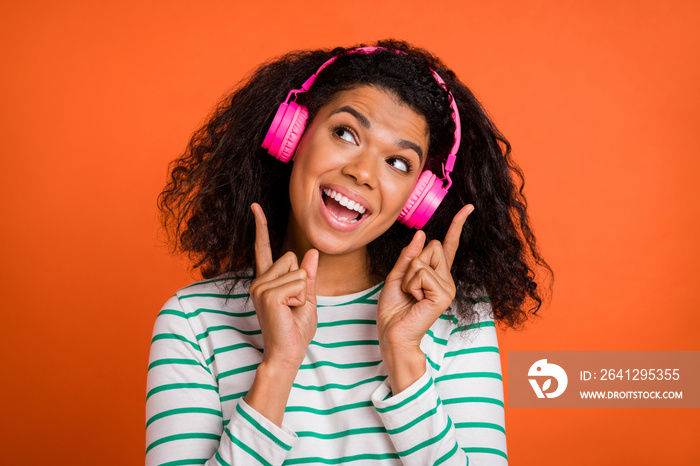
[146,278,508,465]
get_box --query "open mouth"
[321,187,369,224]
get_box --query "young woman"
[147,40,550,465]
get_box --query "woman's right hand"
[245,203,318,426]
[249,203,319,368]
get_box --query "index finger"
[442,204,474,269]
[251,203,273,276]
[386,230,426,282]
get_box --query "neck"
[314,250,377,296]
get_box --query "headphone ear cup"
[398,170,447,229]
[261,102,309,162]
[262,102,289,155]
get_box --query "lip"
[318,184,373,232]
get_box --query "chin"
[307,233,366,257]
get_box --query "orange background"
[1,0,698,464]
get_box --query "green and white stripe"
[146,278,507,465]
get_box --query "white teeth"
[322,188,368,215]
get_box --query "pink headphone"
[261,47,461,229]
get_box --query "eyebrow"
[331,105,424,162]
[396,139,423,162]
[332,106,371,129]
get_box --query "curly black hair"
[158,39,552,328]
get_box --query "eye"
[387,156,413,173]
[333,125,357,145]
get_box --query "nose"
[341,151,378,189]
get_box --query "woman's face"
[287,85,429,257]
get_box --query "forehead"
[320,85,429,144]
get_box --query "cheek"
[288,154,326,212]
[290,136,328,183]
[384,172,421,213]
[288,164,312,209]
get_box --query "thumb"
[299,248,319,304]
[387,230,426,280]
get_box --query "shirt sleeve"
[146,294,297,466]
[370,306,508,465]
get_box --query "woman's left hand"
[377,204,474,392]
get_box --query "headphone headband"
[283,47,461,189]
